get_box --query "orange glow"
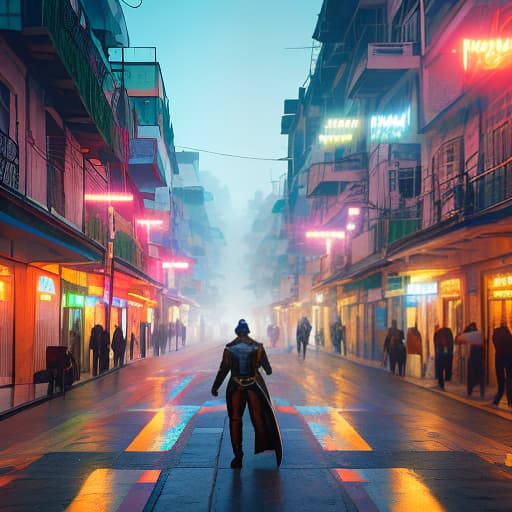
[137,470,161,483]
[0,281,5,301]
[127,292,158,306]
[85,193,134,202]
[334,468,368,483]
[463,37,512,71]
[276,405,297,414]
[126,411,165,452]
[197,405,226,414]
[88,285,103,297]
[66,469,152,511]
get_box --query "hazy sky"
[121,0,322,211]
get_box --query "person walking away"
[331,316,343,354]
[296,316,312,360]
[433,325,454,390]
[112,325,125,368]
[271,324,280,348]
[491,319,512,407]
[456,322,485,397]
[211,319,282,469]
[383,320,406,376]
[89,324,103,377]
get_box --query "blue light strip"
[168,376,194,401]
[160,405,200,450]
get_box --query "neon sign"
[38,276,55,294]
[85,193,133,202]
[305,231,345,239]
[370,108,411,142]
[406,282,437,295]
[463,38,512,71]
[318,118,360,146]
[162,261,190,270]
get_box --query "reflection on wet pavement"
[65,468,160,512]
[297,405,372,450]
[335,467,445,512]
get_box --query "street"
[0,341,511,511]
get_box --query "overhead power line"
[175,146,290,162]
[120,0,143,8]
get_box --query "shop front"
[485,270,512,387]
[0,260,14,385]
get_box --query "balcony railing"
[21,1,123,159]
[308,153,368,196]
[0,130,19,191]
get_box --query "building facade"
[277,0,512,388]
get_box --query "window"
[0,81,9,134]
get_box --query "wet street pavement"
[0,342,511,511]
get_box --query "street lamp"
[84,192,134,335]
[136,219,164,242]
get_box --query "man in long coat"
[211,319,282,469]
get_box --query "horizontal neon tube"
[85,193,134,202]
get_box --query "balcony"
[307,153,368,196]
[128,138,165,191]
[348,43,420,98]
[2,0,124,161]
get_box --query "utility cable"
[175,145,290,162]
[120,0,143,8]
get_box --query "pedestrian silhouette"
[434,325,454,390]
[383,319,406,376]
[456,322,485,397]
[491,319,512,407]
[296,316,312,360]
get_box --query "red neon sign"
[463,37,512,71]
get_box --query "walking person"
[456,322,485,397]
[296,316,312,360]
[433,325,454,390]
[211,319,282,469]
[112,325,125,368]
[491,319,512,407]
[383,319,406,376]
[89,324,103,377]
[330,316,343,354]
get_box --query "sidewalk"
[0,362,128,420]
[337,350,512,421]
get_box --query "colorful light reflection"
[296,405,372,451]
